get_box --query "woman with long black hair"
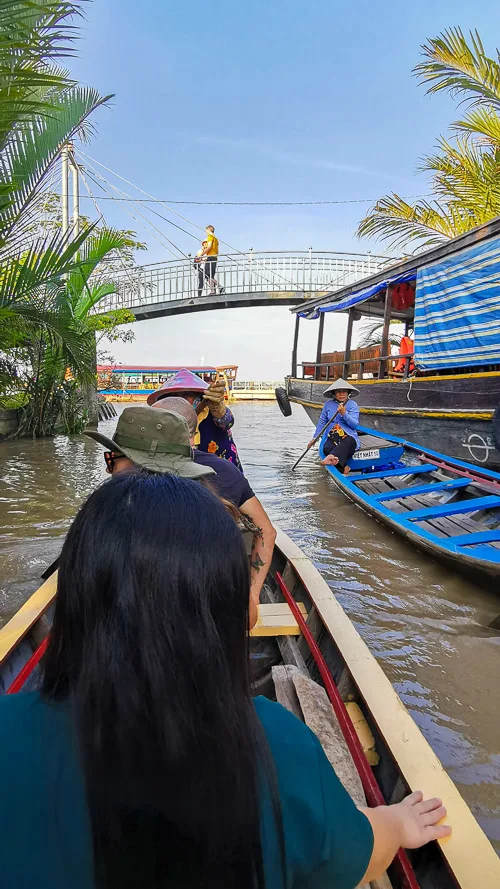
[0,474,449,889]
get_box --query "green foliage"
[357,28,500,252]
[0,1,139,437]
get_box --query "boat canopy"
[414,234,500,370]
[297,270,416,320]
[294,214,500,372]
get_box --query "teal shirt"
[0,692,373,889]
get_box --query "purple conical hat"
[147,368,209,406]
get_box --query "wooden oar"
[291,410,339,471]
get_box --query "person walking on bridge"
[198,225,225,295]
[194,240,209,298]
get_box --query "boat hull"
[1,535,499,887]
[287,373,500,468]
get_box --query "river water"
[1,401,499,851]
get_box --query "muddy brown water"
[1,402,499,851]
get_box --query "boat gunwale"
[0,573,57,666]
[274,528,500,888]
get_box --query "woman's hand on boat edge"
[395,791,451,848]
[359,791,451,883]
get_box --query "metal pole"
[343,308,354,378]
[61,144,69,236]
[315,312,325,381]
[248,247,253,292]
[379,285,392,379]
[308,246,313,296]
[70,152,79,236]
[291,314,300,377]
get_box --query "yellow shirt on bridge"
[206,233,218,256]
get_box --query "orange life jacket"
[394,336,414,373]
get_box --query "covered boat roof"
[96,365,218,373]
[294,214,500,321]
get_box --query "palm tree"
[11,228,135,437]
[357,28,500,252]
[0,0,112,370]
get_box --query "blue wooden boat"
[319,424,500,582]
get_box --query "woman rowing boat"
[308,378,360,475]
[0,473,449,888]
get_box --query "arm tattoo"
[253,525,264,542]
[250,553,265,572]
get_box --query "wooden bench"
[250,602,307,636]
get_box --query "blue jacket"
[314,398,360,449]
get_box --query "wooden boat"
[283,215,500,469]
[1,530,498,888]
[317,424,500,583]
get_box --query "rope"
[76,193,431,207]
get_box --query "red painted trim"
[6,635,49,695]
[424,457,500,491]
[275,572,421,889]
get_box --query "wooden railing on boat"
[302,350,415,381]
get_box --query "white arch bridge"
[95,250,391,320]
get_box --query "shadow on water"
[0,401,499,849]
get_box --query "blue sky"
[70,0,500,378]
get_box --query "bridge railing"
[95,251,393,314]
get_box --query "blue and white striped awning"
[298,272,415,319]
[414,235,500,370]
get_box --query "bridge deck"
[94,251,390,320]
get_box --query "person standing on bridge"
[198,225,225,295]
[194,240,209,297]
[147,368,243,471]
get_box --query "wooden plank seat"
[353,473,500,547]
[357,433,395,451]
[250,602,307,637]
[380,483,500,550]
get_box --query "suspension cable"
[82,163,187,261]
[75,149,301,290]
[78,164,142,293]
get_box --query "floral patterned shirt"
[198,407,243,472]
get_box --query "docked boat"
[1,530,498,887]
[97,363,238,402]
[282,215,500,468]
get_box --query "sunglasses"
[104,451,124,473]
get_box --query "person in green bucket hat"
[147,368,243,472]
[85,405,215,481]
[307,377,360,474]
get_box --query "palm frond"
[66,228,129,315]
[356,320,403,349]
[452,105,500,146]
[0,86,112,252]
[356,193,468,252]
[414,28,500,111]
[0,222,97,309]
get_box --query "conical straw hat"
[323,377,359,397]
